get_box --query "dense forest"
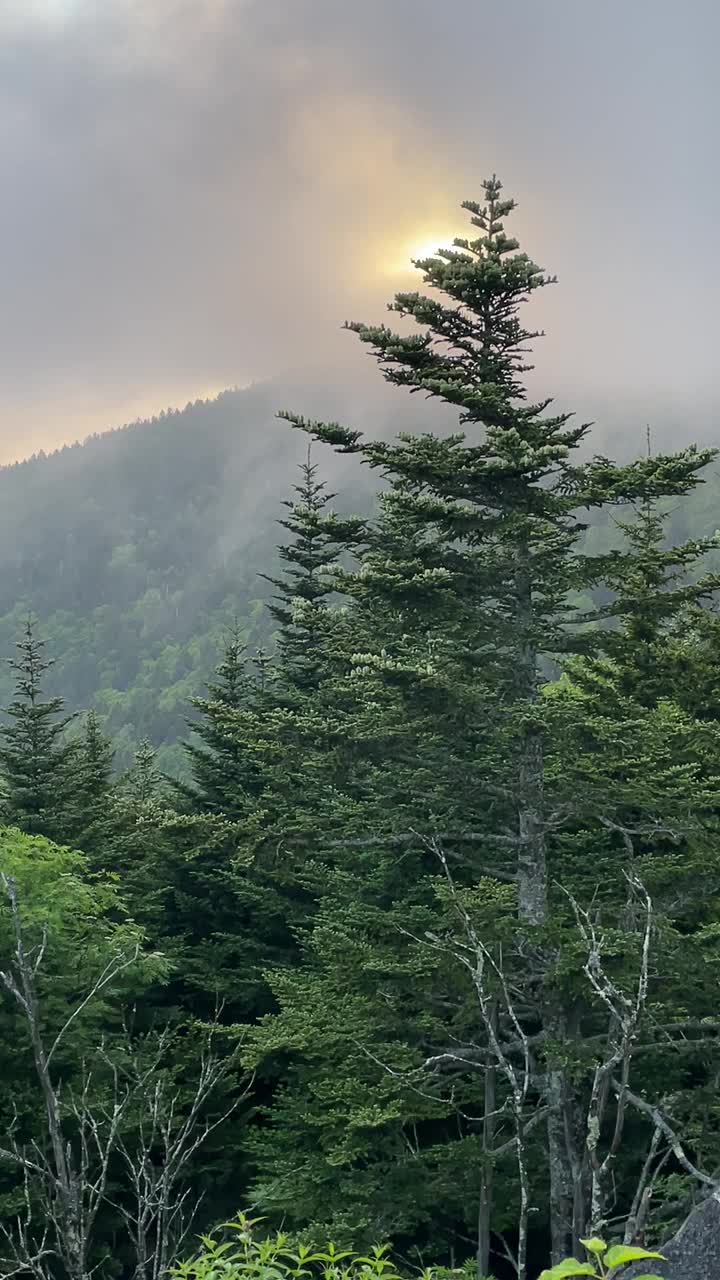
[0,381,388,773]
[3,179,720,1280]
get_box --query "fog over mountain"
[4,11,720,1265]
[0,378,463,770]
[1,0,718,462]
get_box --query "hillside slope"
[0,384,374,771]
[0,383,717,773]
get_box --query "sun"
[409,236,456,262]
[383,233,458,278]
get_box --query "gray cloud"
[0,0,718,460]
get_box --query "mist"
[0,0,718,462]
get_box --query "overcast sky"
[1,0,718,462]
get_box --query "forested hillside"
[0,380,718,775]
[0,384,383,771]
[3,180,720,1280]
[0,391,266,769]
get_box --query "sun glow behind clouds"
[383,233,459,278]
[411,236,458,261]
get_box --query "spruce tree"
[119,738,169,818]
[270,177,718,1262]
[180,462,366,850]
[263,447,365,693]
[66,709,116,856]
[583,497,720,705]
[0,619,77,842]
[181,627,261,820]
[173,633,306,1022]
[284,175,713,928]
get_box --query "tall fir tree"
[181,626,261,821]
[263,177,719,1264]
[581,496,720,705]
[65,709,116,856]
[262,447,366,694]
[0,618,78,843]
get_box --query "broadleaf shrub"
[539,1237,664,1280]
[171,1214,431,1280]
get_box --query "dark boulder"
[623,1195,720,1280]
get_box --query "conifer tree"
[174,636,305,1021]
[584,496,720,705]
[120,738,169,819]
[270,177,718,1262]
[263,447,365,693]
[181,462,366,849]
[284,175,713,927]
[0,619,77,842]
[102,738,189,993]
[181,627,261,820]
[66,709,116,856]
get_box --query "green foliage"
[0,827,168,1231]
[181,627,266,820]
[172,1213,425,1280]
[0,618,79,841]
[65,708,117,855]
[0,827,167,1066]
[262,446,366,694]
[539,1238,664,1280]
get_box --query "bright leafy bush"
[539,1236,665,1280]
[172,1214,434,1280]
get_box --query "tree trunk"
[477,1007,497,1278]
[513,556,575,1261]
[516,723,547,925]
[546,1068,575,1262]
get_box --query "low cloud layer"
[1,0,718,461]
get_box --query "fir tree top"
[0,618,77,841]
[279,177,716,667]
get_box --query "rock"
[623,1194,720,1280]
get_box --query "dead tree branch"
[564,873,653,1234]
[0,875,245,1280]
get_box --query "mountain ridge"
[0,381,717,774]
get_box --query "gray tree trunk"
[513,557,579,1262]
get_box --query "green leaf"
[538,1262,598,1280]
[603,1247,664,1269]
[580,1240,607,1257]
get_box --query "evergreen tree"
[578,464,720,706]
[263,177,719,1263]
[93,739,169,896]
[66,709,116,856]
[181,627,260,820]
[137,632,302,1025]
[117,738,172,822]
[263,447,365,693]
[285,175,713,925]
[0,619,78,842]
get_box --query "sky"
[0,0,718,462]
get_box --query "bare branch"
[618,1082,719,1192]
[46,943,141,1068]
[0,875,245,1280]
